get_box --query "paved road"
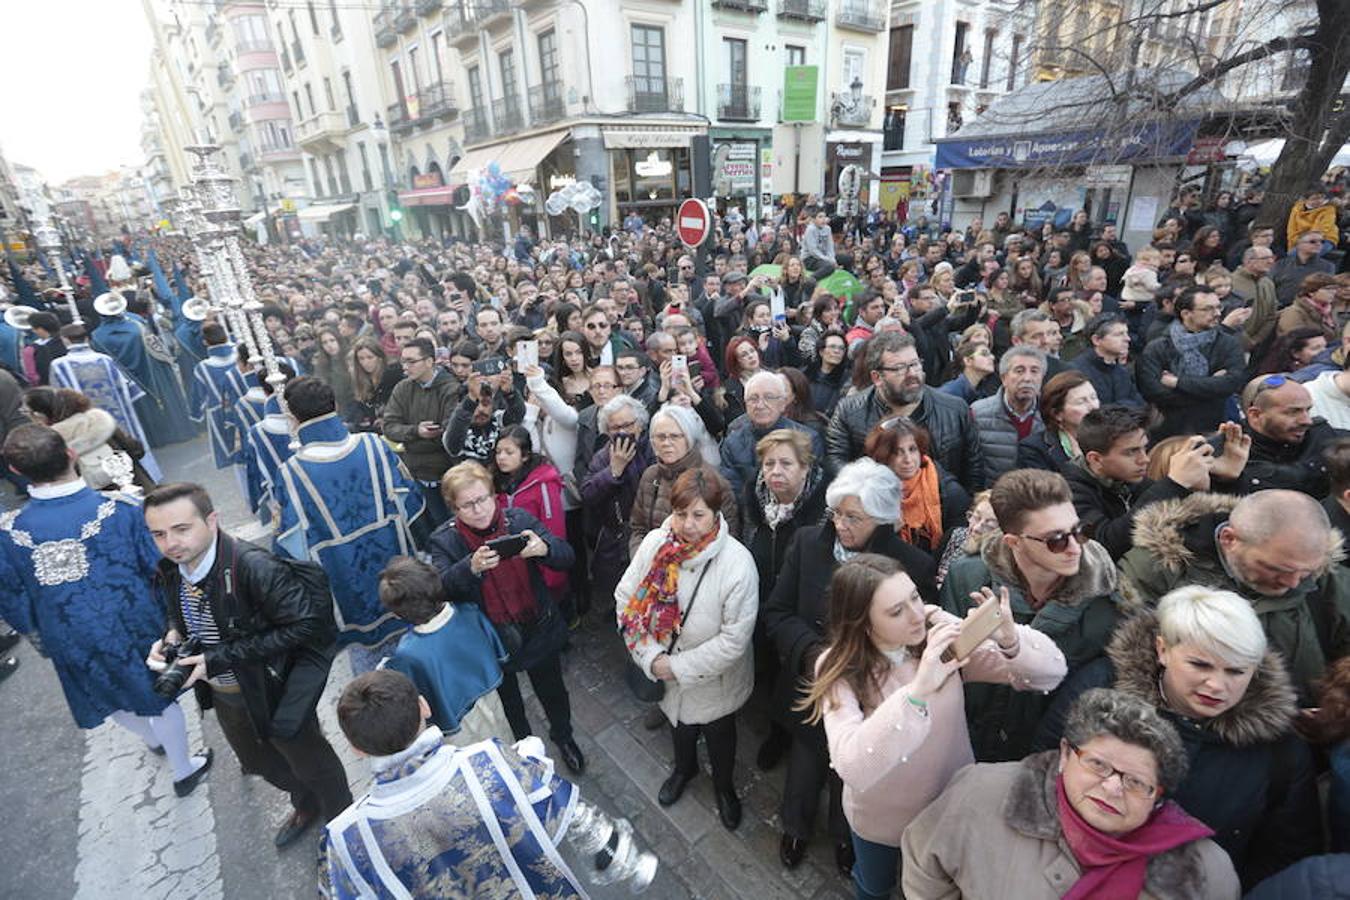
[0,435,853,899]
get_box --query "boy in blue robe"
[241,381,296,526]
[322,669,584,899]
[187,323,242,470]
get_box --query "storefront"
[399,172,458,240]
[825,140,879,208]
[710,130,770,223]
[295,200,357,239]
[601,125,706,229]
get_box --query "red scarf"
[454,510,538,624]
[1055,776,1213,900]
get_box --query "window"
[336,150,351,194]
[358,142,373,191]
[431,32,446,86]
[539,29,559,85]
[1007,33,1023,90]
[785,44,806,67]
[329,0,341,39]
[951,22,970,84]
[323,156,339,196]
[323,77,336,111]
[391,61,406,108]
[288,10,300,43]
[291,90,302,118]
[342,71,355,108]
[631,25,666,96]
[303,83,316,116]
[307,1,319,35]
[884,106,906,151]
[886,26,912,90]
[408,47,422,92]
[468,65,484,109]
[842,48,866,90]
[980,29,996,88]
[310,159,325,197]
[725,38,747,87]
[499,48,518,100]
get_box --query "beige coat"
[51,409,119,489]
[901,751,1240,900]
[615,514,757,726]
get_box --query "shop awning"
[1245,138,1350,168]
[243,210,267,227]
[296,202,356,222]
[398,186,458,207]
[448,129,569,185]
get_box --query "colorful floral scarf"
[618,526,717,653]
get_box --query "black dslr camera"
[153,636,203,698]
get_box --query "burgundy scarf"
[454,510,538,624]
[1055,776,1213,900]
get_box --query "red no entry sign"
[677,198,711,249]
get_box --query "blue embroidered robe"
[0,319,23,376]
[49,345,163,482]
[225,367,267,435]
[174,317,207,390]
[91,314,196,446]
[189,345,243,468]
[274,414,427,647]
[242,400,294,525]
[321,732,583,900]
[0,487,171,727]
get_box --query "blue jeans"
[851,831,901,900]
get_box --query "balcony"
[239,150,253,171]
[475,0,512,26]
[374,7,398,46]
[227,110,243,132]
[717,84,761,121]
[244,92,286,108]
[446,6,476,46]
[235,37,271,53]
[417,81,458,118]
[711,0,767,11]
[295,110,349,149]
[217,63,234,89]
[346,103,360,127]
[625,76,684,113]
[778,0,825,21]
[528,81,565,124]
[386,102,413,135]
[492,95,524,134]
[291,40,306,66]
[394,3,417,31]
[415,0,442,14]
[836,0,885,32]
[463,107,491,144]
[830,91,876,127]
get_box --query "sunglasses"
[1250,373,1289,403]
[1020,522,1087,553]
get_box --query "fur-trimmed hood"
[49,408,117,456]
[1107,610,1298,747]
[979,530,1120,607]
[1130,491,1344,576]
[1005,751,1215,898]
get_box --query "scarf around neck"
[755,465,820,531]
[1055,775,1213,900]
[618,523,718,653]
[453,510,537,624]
[1167,318,1219,377]
[900,459,943,550]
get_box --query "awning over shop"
[243,211,267,227]
[398,186,458,207]
[1245,138,1350,168]
[296,202,356,222]
[448,129,569,185]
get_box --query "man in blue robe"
[322,670,585,899]
[225,346,267,435]
[0,424,211,796]
[241,376,296,526]
[49,323,163,482]
[273,377,428,668]
[188,323,242,471]
[90,294,196,447]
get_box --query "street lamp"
[33,222,81,325]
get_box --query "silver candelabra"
[566,800,658,893]
[33,223,82,325]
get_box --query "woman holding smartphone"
[803,555,1066,899]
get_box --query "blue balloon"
[487,161,502,177]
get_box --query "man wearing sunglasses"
[940,469,1124,763]
[1236,373,1338,498]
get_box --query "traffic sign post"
[677,198,712,250]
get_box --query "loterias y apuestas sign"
[935,120,1200,170]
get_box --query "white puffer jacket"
[50,409,119,489]
[616,514,758,725]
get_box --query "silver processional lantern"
[33,222,83,325]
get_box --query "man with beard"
[824,332,985,487]
[1232,374,1338,498]
[971,347,1046,480]
[1120,489,1350,703]
[1137,286,1246,439]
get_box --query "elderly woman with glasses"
[579,394,654,608]
[1032,586,1322,888]
[628,404,738,556]
[760,458,938,876]
[939,468,1125,765]
[902,688,1239,899]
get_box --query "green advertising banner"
[782,66,818,123]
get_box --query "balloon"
[545,194,566,216]
[503,189,521,207]
[487,161,502,178]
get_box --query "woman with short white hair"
[579,393,654,608]
[1033,586,1323,888]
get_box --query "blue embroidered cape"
[49,345,163,482]
[91,314,196,446]
[189,345,243,468]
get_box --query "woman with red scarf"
[903,688,1239,899]
[615,465,758,831]
[427,461,584,775]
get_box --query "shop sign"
[635,152,674,178]
[760,148,773,182]
[1084,164,1132,189]
[413,172,444,189]
[719,142,757,193]
[935,120,1200,169]
[280,198,297,212]
[1186,136,1227,164]
[603,129,698,149]
[549,174,576,190]
[782,66,819,123]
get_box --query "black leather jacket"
[155,532,337,739]
[824,384,986,489]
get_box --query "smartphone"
[671,354,688,378]
[515,340,539,372]
[770,290,786,324]
[688,360,703,380]
[941,597,1004,663]
[473,357,507,377]
[486,534,529,559]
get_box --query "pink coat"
[821,606,1066,846]
[499,460,568,592]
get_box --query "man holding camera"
[383,337,461,528]
[444,355,525,466]
[143,482,351,849]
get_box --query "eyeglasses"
[650,432,686,444]
[457,494,494,511]
[585,321,609,330]
[877,361,924,375]
[400,356,427,365]
[1068,744,1157,798]
[828,507,872,528]
[1020,522,1087,553]
[745,394,785,407]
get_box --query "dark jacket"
[1063,462,1191,560]
[1244,855,1350,900]
[804,358,849,416]
[443,388,527,465]
[382,369,461,480]
[825,384,985,489]
[741,466,828,606]
[939,536,1122,762]
[1137,326,1246,439]
[629,448,741,557]
[343,365,403,433]
[156,532,337,740]
[580,438,656,589]
[1235,419,1337,498]
[1015,428,1072,473]
[1069,350,1145,407]
[719,414,823,499]
[762,521,938,733]
[1032,611,1322,889]
[971,389,1044,481]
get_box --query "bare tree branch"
[1162,33,1312,103]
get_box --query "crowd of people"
[3,178,1350,898]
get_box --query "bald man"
[1235,374,1338,498]
[1120,488,1350,702]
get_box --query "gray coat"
[971,389,1044,481]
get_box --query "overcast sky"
[0,1,153,184]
